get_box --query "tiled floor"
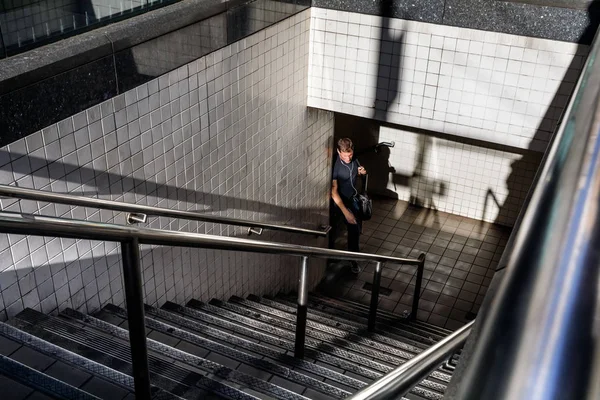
[326,196,511,330]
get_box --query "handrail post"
[121,238,152,398]
[294,256,309,359]
[411,253,426,321]
[368,261,383,331]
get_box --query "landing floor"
[325,197,511,330]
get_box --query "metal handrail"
[0,210,425,397]
[451,27,600,400]
[0,184,329,237]
[348,320,473,400]
[345,24,600,400]
[0,211,419,263]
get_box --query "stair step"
[305,294,453,336]
[191,299,395,371]
[0,321,165,400]
[176,300,447,400]
[217,298,424,366]
[102,303,352,400]
[244,295,438,350]
[11,308,259,400]
[298,294,452,337]
[62,308,309,400]
[0,353,101,400]
[228,297,453,387]
[275,294,449,340]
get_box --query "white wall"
[378,125,541,226]
[308,8,588,152]
[0,9,334,321]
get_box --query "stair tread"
[0,353,101,400]
[104,303,353,399]
[244,295,440,349]
[0,288,456,400]
[63,308,310,400]
[11,308,259,400]
[0,320,163,400]
[169,300,448,399]
[304,294,453,335]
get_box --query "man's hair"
[337,138,354,153]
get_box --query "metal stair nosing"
[179,301,448,399]
[268,294,448,342]
[264,296,456,385]
[0,320,180,400]
[277,292,439,339]
[11,309,260,400]
[62,308,311,400]
[211,299,424,369]
[214,300,445,393]
[305,297,447,341]
[132,303,376,390]
[188,299,399,373]
[234,296,430,355]
[230,296,450,390]
[153,302,384,381]
[304,293,453,336]
[293,293,448,340]
[2,320,147,397]
[102,303,354,399]
[0,321,144,392]
[0,353,101,400]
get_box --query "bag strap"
[356,159,368,193]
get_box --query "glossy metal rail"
[0,184,329,237]
[0,210,423,397]
[348,321,472,400]
[454,28,600,400]
[0,211,419,263]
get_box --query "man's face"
[338,149,353,164]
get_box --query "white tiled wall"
[375,125,541,226]
[0,0,145,48]
[0,9,334,321]
[308,8,588,152]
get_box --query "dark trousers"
[329,200,361,253]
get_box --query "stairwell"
[0,292,457,400]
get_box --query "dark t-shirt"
[332,157,359,201]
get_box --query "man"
[330,138,367,273]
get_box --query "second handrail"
[0,184,329,237]
[348,320,473,400]
[0,210,419,264]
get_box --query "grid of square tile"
[332,197,510,330]
[377,125,542,226]
[0,0,145,48]
[0,9,334,321]
[308,8,589,152]
[229,0,305,40]
[130,13,228,79]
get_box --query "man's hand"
[358,166,367,175]
[345,211,357,224]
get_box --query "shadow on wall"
[0,228,323,319]
[333,114,450,211]
[491,3,600,228]
[334,0,451,210]
[407,134,447,210]
[0,148,330,319]
[372,0,404,121]
[0,150,328,228]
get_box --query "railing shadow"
[0,149,328,228]
[494,2,600,229]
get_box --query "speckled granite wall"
[311,0,600,44]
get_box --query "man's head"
[337,138,354,163]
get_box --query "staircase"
[0,293,457,400]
